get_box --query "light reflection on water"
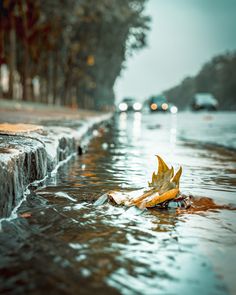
[0,112,236,295]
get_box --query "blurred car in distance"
[148,95,170,112]
[118,97,142,112]
[191,93,218,111]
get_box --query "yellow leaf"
[156,155,170,173]
[172,166,182,187]
[139,188,179,208]
[107,155,183,209]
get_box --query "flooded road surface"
[1,111,236,295]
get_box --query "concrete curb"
[0,114,112,218]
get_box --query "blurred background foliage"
[164,52,236,110]
[0,0,150,110]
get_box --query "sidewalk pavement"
[0,99,112,218]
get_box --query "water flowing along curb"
[0,114,112,218]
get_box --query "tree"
[164,52,236,110]
[0,0,150,109]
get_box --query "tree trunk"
[0,67,2,98]
[8,12,16,100]
[0,44,3,98]
[0,12,5,97]
[21,0,31,101]
[63,75,70,106]
[52,50,58,105]
[43,56,50,104]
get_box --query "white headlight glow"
[119,103,128,111]
[133,102,142,111]
[170,106,178,114]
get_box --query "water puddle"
[0,112,236,294]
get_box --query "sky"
[114,0,236,102]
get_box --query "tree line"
[164,51,236,110]
[0,0,150,110]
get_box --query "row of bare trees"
[0,0,150,109]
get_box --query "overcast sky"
[114,0,236,102]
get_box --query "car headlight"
[133,102,142,111]
[150,103,158,110]
[170,105,178,114]
[161,103,169,110]
[119,103,128,111]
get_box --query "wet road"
[0,111,236,295]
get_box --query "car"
[118,97,142,112]
[191,93,218,111]
[148,95,169,112]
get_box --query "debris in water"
[19,212,32,218]
[96,155,188,209]
[78,146,83,155]
[55,192,77,202]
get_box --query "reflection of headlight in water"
[150,103,158,110]
[170,106,178,114]
[133,102,142,111]
[133,112,142,138]
[161,103,169,110]
[119,112,127,130]
[119,102,128,111]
